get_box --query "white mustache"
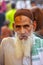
[18,33,30,37]
[19,34,28,37]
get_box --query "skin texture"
[1,26,13,39]
[13,15,33,40]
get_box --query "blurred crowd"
[0,0,43,43]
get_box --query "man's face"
[14,15,33,40]
[31,3,36,7]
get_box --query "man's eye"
[16,25,21,28]
[24,25,30,28]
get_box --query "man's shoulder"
[1,37,15,45]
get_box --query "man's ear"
[33,21,37,31]
[12,23,15,31]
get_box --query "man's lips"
[19,36,27,40]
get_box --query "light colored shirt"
[0,34,43,65]
[16,1,31,9]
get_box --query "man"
[16,0,31,9]
[0,9,43,65]
[31,7,43,38]
[36,9,43,38]
[0,5,5,42]
[0,6,5,28]
[1,21,13,40]
[30,1,36,7]
[6,3,16,30]
[2,0,7,13]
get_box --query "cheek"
[15,29,21,34]
[25,29,31,35]
[26,26,33,33]
[15,28,21,33]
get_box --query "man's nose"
[20,27,25,34]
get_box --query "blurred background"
[0,0,43,9]
[0,0,43,6]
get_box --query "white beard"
[14,33,33,59]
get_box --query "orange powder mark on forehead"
[15,15,31,24]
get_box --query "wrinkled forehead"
[15,15,32,24]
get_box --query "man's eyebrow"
[23,24,30,26]
[16,25,21,28]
